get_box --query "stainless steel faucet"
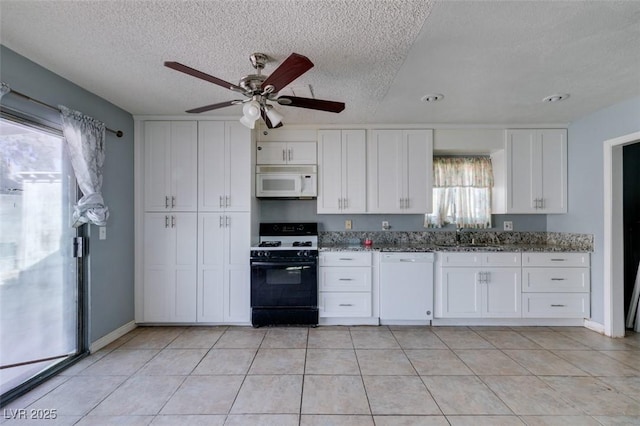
[456,227,465,244]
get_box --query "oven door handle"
[251,261,317,267]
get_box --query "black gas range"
[250,223,319,327]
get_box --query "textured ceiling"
[1,0,639,126]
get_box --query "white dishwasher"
[379,252,434,321]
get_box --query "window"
[425,156,493,229]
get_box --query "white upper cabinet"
[257,141,316,164]
[199,121,252,212]
[506,129,567,213]
[317,129,367,213]
[144,121,198,212]
[368,129,433,214]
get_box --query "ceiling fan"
[164,52,345,129]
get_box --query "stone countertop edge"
[318,244,592,253]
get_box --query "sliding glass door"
[0,117,80,396]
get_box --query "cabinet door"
[482,268,521,318]
[539,129,567,213]
[403,130,432,213]
[144,122,171,211]
[368,130,403,213]
[143,213,174,321]
[198,121,226,212]
[439,268,482,317]
[224,212,251,323]
[288,141,317,164]
[506,129,537,213]
[317,130,343,213]
[143,212,196,322]
[257,141,287,164]
[342,130,367,213]
[169,122,198,211]
[225,122,252,211]
[197,213,225,322]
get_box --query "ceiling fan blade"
[261,109,284,129]
[165,61,245,93]
[276,96,345,113]
[186,100,239,114]
[261,53,314,93]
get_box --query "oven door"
[251,260,318,308]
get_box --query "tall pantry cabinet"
[137,120,253,324]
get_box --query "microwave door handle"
[300,175,304,193]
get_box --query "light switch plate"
[99,226,107,240]
[345,220,352,230]
[503,221,513,231]
[382,220,390,231]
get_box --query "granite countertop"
[319,243,590,253]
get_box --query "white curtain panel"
[425,157,493,229]
[59,105,109,227]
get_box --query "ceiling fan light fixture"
[265,106,284,127]
[239,115,256,129]
[542,93,570,103]
[243,100,261,121]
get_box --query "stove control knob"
[298,250,309,257]
[257,251,264,257]
[264,251,271,257]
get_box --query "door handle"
[171,215,176,228]
[165,196,169,209]
[165,215,169,228]
[282,149,286,162]
[219,216,223,228]
[288,149,292,162]
[171,196,176,208]
[343,198,348,209]
[225,216,230,227]
[338,198,343,209]
[226,195,230,207]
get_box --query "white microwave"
[256,165,317,198]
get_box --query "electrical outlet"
[345,220,352,230]
[503,221,513,231]
[99,226,107,240]
[382,220,390,231]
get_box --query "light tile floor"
[3,325,640,425]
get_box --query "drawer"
[437,252,482,267]
[319,267,372,292]
[319,292,372,317]
[319,251,372,267]
[522,252,590,267]
[481,252,521,267]
[523,268,590,292]
[522,293,590,318]
[438,252,520,267]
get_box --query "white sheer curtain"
[59,105,109,227]
[425,156,493,229]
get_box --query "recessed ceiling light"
[421,94,444,103]
[542,93,570,103]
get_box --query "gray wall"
[259,199,547,232]
[1,45,135,344]
[547,96,640,325]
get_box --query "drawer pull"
[399,259,415,262]
[550,258,567,261]
[550,304,566,307]
[339,303,354,307]
[339,278,354,281]
[339,258,354,261]
[551,278,566,281]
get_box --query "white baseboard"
[584,319,605,334]
[90,321,137,353]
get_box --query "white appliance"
[379,252,435,322]
[255,165,317,198]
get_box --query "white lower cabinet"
[198,212,250,323]
[435,251,591,321]
[521,252,590,318]
[436,252,522,318]
[438,266,521,318]
[143,213,197,322]
[319,252,372,318]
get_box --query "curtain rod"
[5,87,124,138]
